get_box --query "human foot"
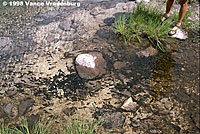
[169,26,180,36]
[161,14,170,22]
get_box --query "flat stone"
[75,52,107,79]
[4,103,13,115]
[102,112,126,129]
[96,29,111,39]
[18,98,34,116]
[121,97,138,112]
[136,46,158,57]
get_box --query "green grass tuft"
[0,117,103,134]
[113,3,173,51]
[1,118,52,134]
[63,116,103,134]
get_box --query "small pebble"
[181,68,185,71]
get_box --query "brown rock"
[114,61,126,70]
[102,112,126,129]
[136,46,158,57]
[75,52,107,79]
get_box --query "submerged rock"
[18,98,34,116]
[121,97,138,112]
[114,61,126,70]
[75,52,107,79]
[136,46,158,57]
[102,112,126,129]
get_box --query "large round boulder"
[75,52,107,80]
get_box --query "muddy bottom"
[0,0,199,134]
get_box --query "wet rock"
[4,103,13,115]
[59,20,72,31]
[75,52,107,80]
[18,98,34,116]
[114,61,126,70]
[103,17,115,26]
[96,29,111,40]
[121,97,138,112]
[136,46,158,57]
[63,107,77,116]
[37,17,59,26]
[102,112,126,129]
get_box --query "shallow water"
[0,0,199,133]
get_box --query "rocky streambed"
[0,0,199,133]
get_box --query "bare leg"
[176,0,188,26]
[161,0,175,21]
